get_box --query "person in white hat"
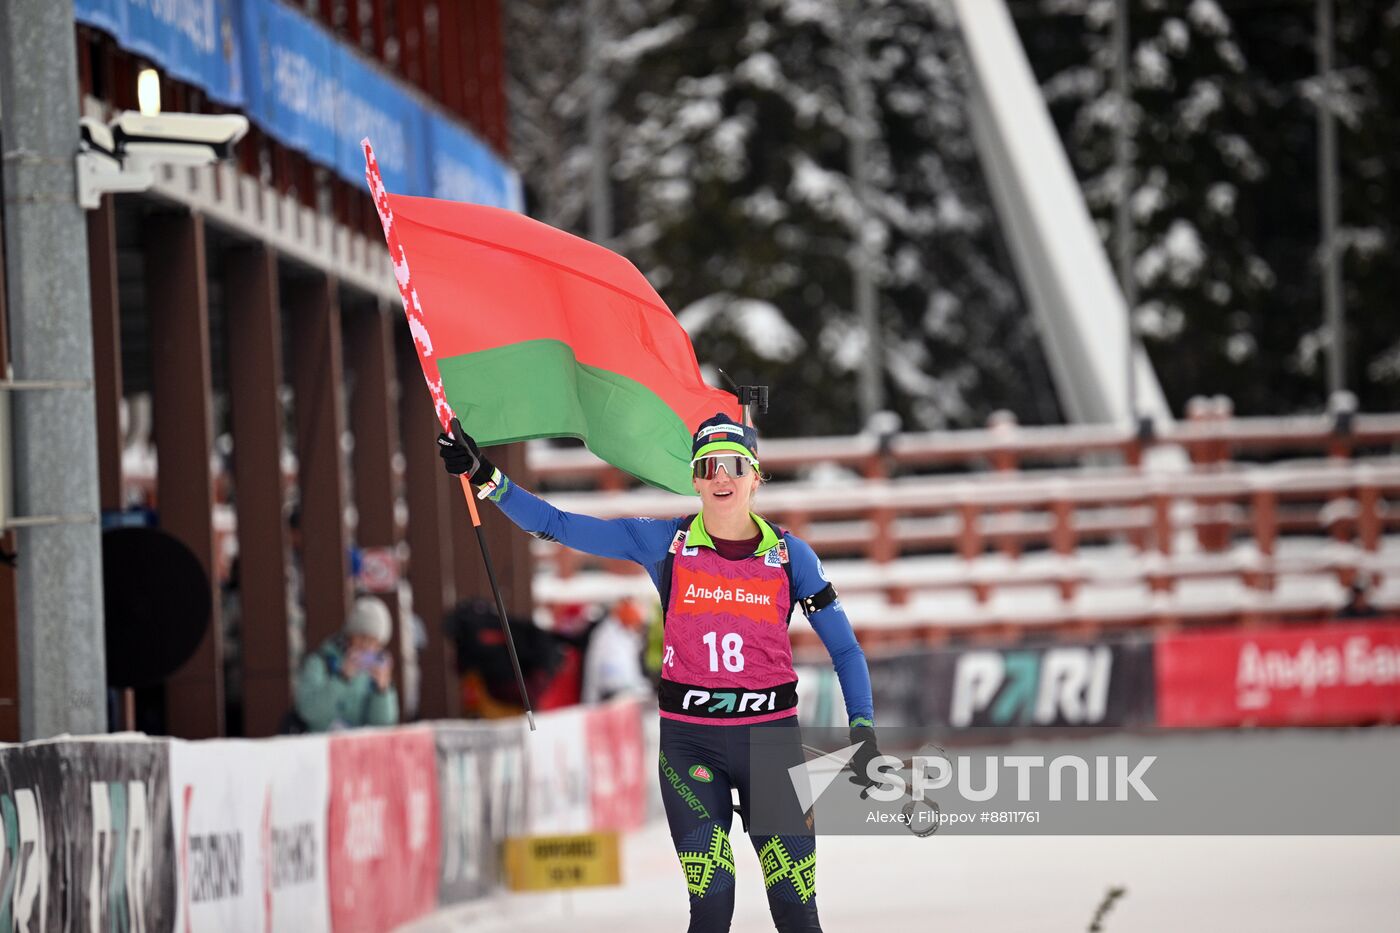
[292,596,399,731]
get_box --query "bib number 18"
[702,631,745,673]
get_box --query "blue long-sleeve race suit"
[484,472,873,933]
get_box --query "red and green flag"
[363,140,738,495]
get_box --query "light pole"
[1316,0,1345,398]
[842,7,884,425]
[1113,0,1139,425]
[585,0,613,246]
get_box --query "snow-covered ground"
[405,814,1400,932]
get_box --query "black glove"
[848,725,893,791]
[436,422,495,486]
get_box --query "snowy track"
[406,822,1400,932]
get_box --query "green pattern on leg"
[757,837,818,904]
[677,824,735,898]
[793,850,817,903]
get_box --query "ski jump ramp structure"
[948,0,1172,427]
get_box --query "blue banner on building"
[75,0,244,105]
[330,32,424,198]
[237,0,422,197]
[425,112,523,211]
[235,0,335,162]
[75,0,518,210]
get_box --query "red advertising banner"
[583,700,647,832]
[327,728,441,933]
[1157,621,1400,727]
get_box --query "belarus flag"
[363,140,739,495]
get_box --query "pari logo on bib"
[688,764,714,783]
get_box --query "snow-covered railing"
[534,456,1399,559]
[526,410,1400,484]
[538,539,1400,645]
[537,459,1400,516]
[529,449,1400,639]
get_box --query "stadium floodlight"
[76,110,249,209]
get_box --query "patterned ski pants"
[657,716,822,933]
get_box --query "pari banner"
[1156,621,1400,728]
[169,736,331,933]
[857,622,1400,730]
[867,640,1156,729]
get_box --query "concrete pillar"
[0,202,15,741]
[287,273,351,648]
[0,0,107,740]
[225,244,293,737]
[146,211,223,738]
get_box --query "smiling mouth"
[713,490,734,499]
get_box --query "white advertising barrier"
[169,736,331,933]
[434,720,527,905]
[522,708,593,836]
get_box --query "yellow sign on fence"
[504,832,622,891]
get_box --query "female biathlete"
[438,412,881,933]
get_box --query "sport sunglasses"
[691,454,758,480]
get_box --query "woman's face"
[347,633,383,655]
[692,456,759,517]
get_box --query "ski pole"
[451,417,536,732]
